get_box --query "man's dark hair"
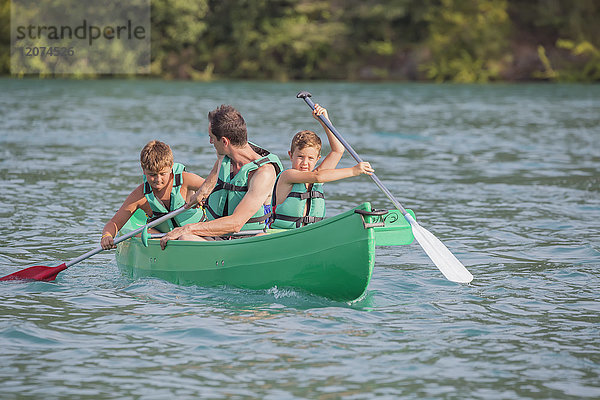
[208,105,247,146]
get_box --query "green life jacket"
[205,143,282,231]
[143,162,204,233]
[270,171,326,229]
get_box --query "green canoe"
[115,202,415,302]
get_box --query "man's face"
[209,124,225,155]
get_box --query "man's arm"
[160,163,276,248]
[186,156,223,207]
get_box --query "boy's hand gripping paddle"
[0,207,188,281]
[296,91,473,283]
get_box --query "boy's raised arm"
[313,104,345,171]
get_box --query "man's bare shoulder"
[254,162,277,180]
[247,163,276,194]
[249,161,276,178]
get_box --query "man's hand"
[186,189,206,209]
[160,226,186,250]
[185,190,204,208]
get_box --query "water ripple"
[1,79,599,399]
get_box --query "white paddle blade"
[406,217,473,283]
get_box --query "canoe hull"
[116,204,378,302]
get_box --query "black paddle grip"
[296,91,312,99]
[296,91,316,110]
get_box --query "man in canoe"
[270,105,374,229]
[159,105,282,248]
[100,140,218,250]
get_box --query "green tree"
[151,0,210,79]
[2,0,599,81]
[0,0,10,74]
[336,0,430,80]
[423,0,510,82]
[507,0,600,81]
[198,0,346,80]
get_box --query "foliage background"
[1,0,598,82]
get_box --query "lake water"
[0,79,598,399]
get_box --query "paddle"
[297,91,473,283]
[0,206,189,282]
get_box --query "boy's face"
[289,146,321,172]
[143,165,172,191]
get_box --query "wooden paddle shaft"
[297,91,409,216]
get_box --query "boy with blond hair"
[271,105,373,229]
[100,140,217,249]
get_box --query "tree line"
[1,0,598,82]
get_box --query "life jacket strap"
[214,178,248,192]
[247,211,271,224]
[147,212,180,228]
[205,203,221,220]
[174,172,182,187]
[253,156,271,167]
[272,213,324,228]
[206,202,270,224]
[288,190,325,200]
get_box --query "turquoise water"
[0,79,599,399]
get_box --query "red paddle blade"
[0,263,68,282]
